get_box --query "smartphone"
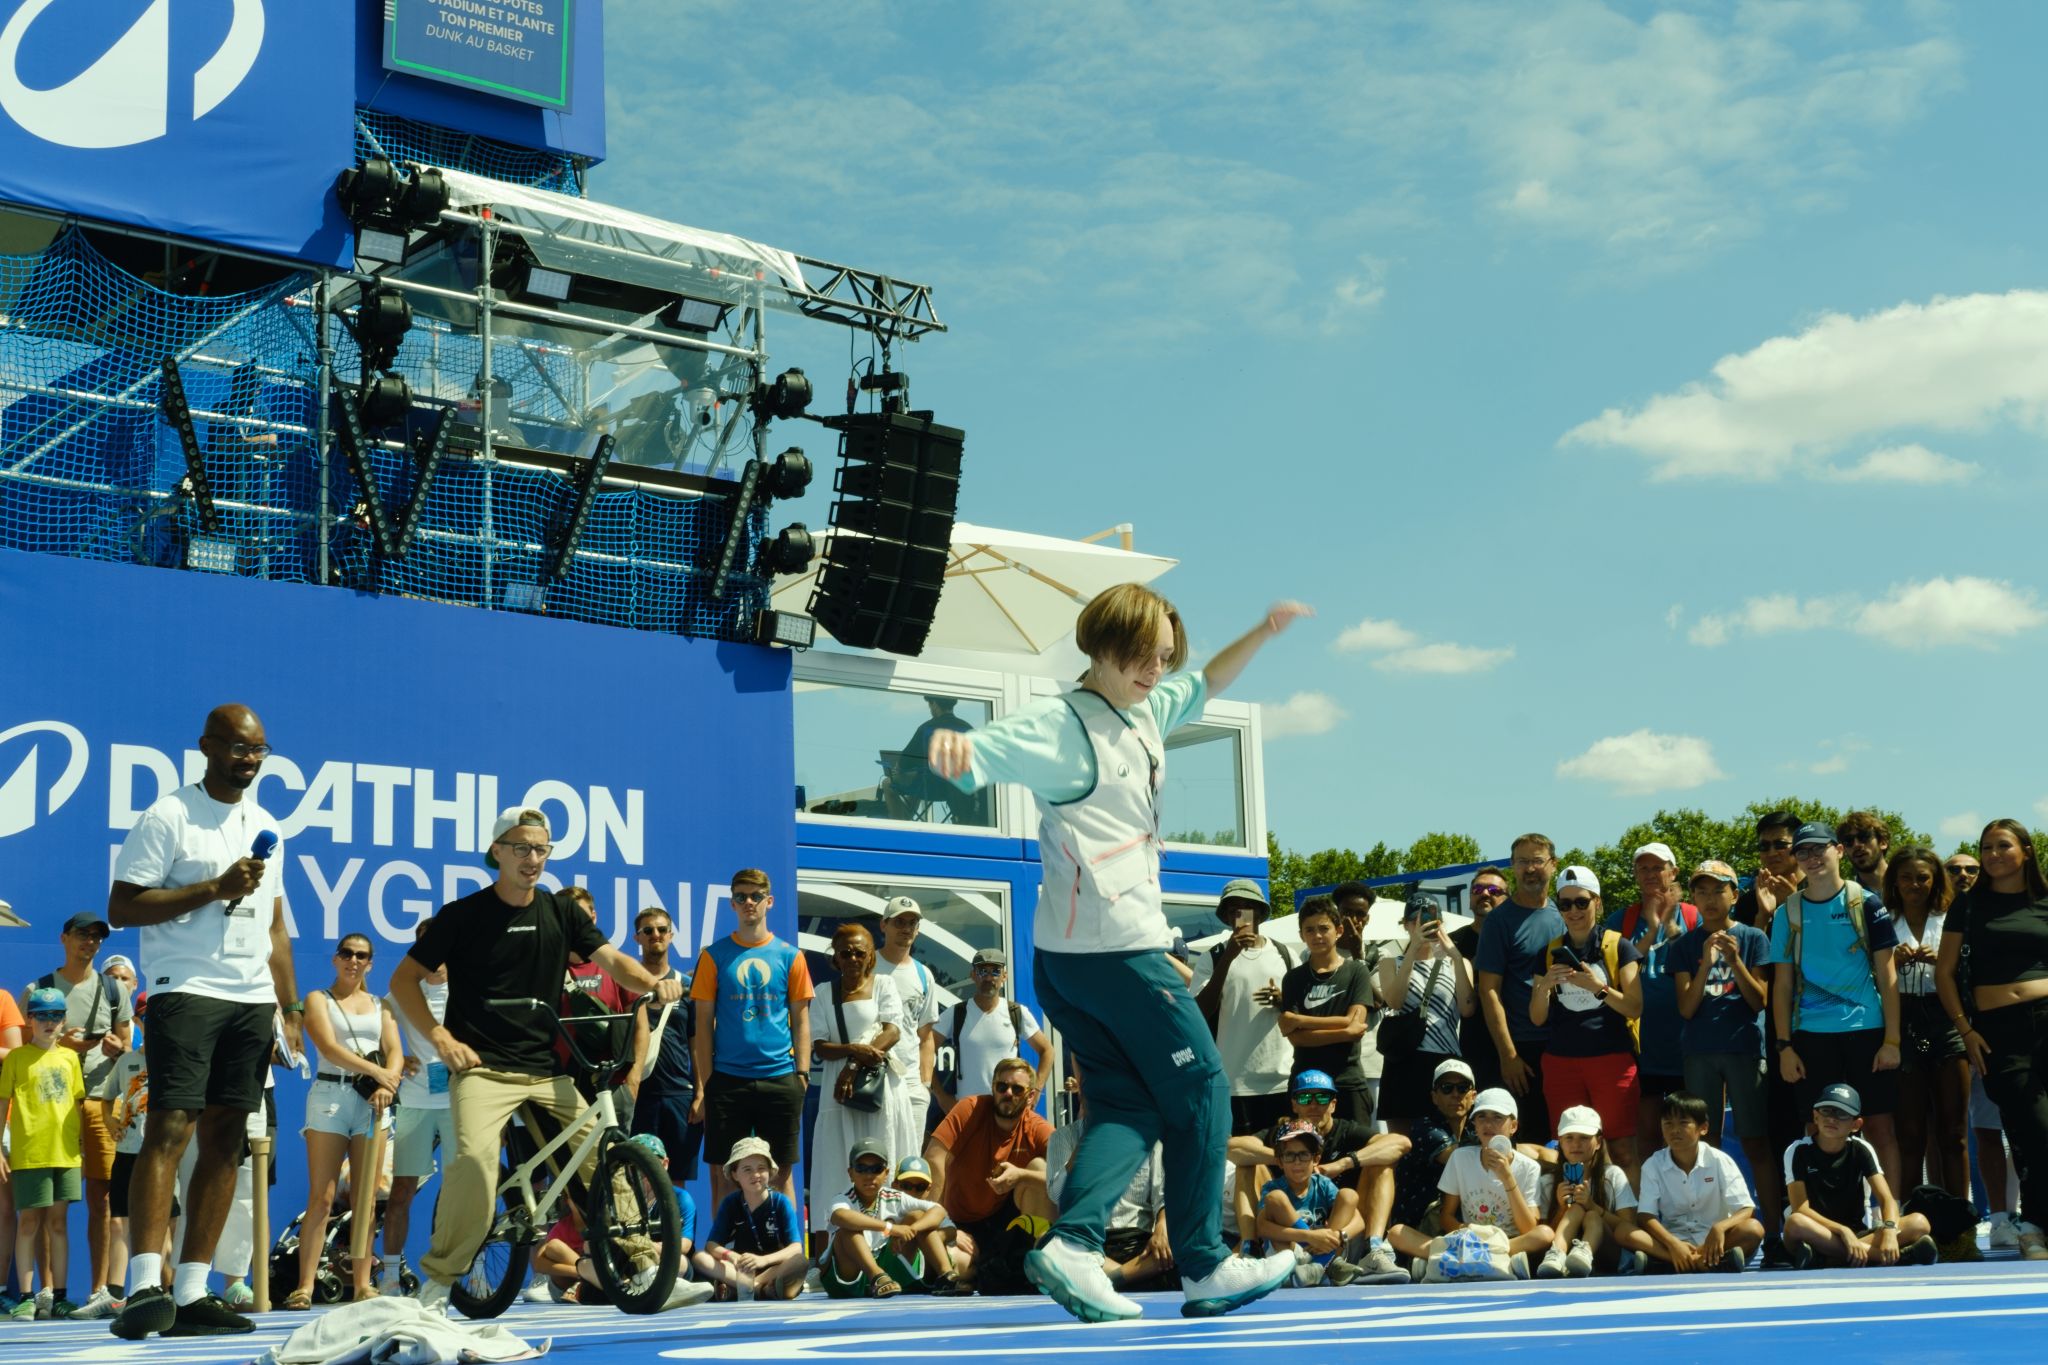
[1562,1161,1585,1185]
[1419,904,1442,929]
[1557,945,1584,971]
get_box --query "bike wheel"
[449,1164,531,1321]
[586,1137,680,1314]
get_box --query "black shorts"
[1229,1092,1293,1137]
[632,1087,704,1181]
[145,993,274,1112]
[1638,1071,1686,1101]
[1901,994,1967,1069]
[109,1151,179,1220]
[1792,1027,1898,1116]
[1379,1050,1460,1125]
[704,1071,803,1175]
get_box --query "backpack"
[1542,930,1640,1051]
[949,997,1025,1091]
[1783,883,1872,1033]
[1620,901,1700,941]
[33,970,120,1038]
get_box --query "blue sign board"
[0,0,354,266]
[384,0,573,110]
[358,0,604,162]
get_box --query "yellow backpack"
[1543,930,1639,1052]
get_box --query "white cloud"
[1259,691,1347,738]
[1373,643,1515,676]
[1939,811,1984,848]
[1823,443,1979,484]
[1563,291,2048,481]
[1689,577,2045,651]
[1852,577,2048,650]
[1556,730,1726,796]
[2034,797,2048,825]
[1664,604,1683,631]
[1792,736,1868,777]
[1334,617,1420,653]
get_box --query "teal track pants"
[1034,947,1230,1281]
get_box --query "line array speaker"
[808,412,965,655]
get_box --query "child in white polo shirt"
[1635,1091,1764,1273]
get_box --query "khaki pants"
[421,1068,596,1285]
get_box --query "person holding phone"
[1536,1105,1644,1277]
[1531,868,1646,1185]
[1377,897,1471,1136]
[1192,880,1295,1138]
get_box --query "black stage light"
[519,263,574,302]
[762,522,815,575]
[768,446,812,499]
[335,157,400,223]
[354,287,413,369]
[360,373,413,428]
[397,167,449,226]
[663,297,727,332]
[753,609,817,649]
[754,367,812,420]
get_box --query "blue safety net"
[0,226,769,643]
[356,109,587,196]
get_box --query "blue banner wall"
[0,0,354,266]
[0,549,795,1285]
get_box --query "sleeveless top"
[1034,688,1170,956]
[1388,953,1462,1055]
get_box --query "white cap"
[1557,865,1601,897]
[1472,1087,1518,1119]
[1557,1105,1603,1137]
[880,896,922,920]
[1633,842,1677,866]
[102,953,136,974]
[485,807,551,870]
[1432,1058,1476,1085]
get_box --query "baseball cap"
[1472,1087,1519,1119]
[723,1135,777,1173]
[1690,860,1739,886]
[1792,821,1837,850]
[484,806,551,869]
[1272,1121,1324,1152]
[894,1156,933,1184]
[1403,893,1436,920]
[62,911,111,937]
[1291,1068,1336,1094]
[1815,1083,1862,1117]
[1557,866,1601,898]
[880,896,922,921]
[849,1137,889,1164]
[24,985,66,1017]
[1432,1058,1476,1086]
[1217,878,1269,915]
[1632,842,1677,866]
[971,948,1007,969]
[1557,1105,1603,1137]
[102,954,135,974]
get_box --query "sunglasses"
[1293,1091,1335,1106]
[896,1181,931,1195]
[1841,831,1883,845]
[1471,885,1507,899]
[637,925,672,936]
[1558,896,1595,911]
[992,1081,1032,1096]
[335,949,372,961]
[852,1160,889,1175]
[1757,838,1794,851]
[732,890,769,904]
[1434,1080,1474,1095]
[28,1012,67,1024]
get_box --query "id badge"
[427,1062,450,1095]
[222,906,263,958]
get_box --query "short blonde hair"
[1075,583,1187,673]
[991,1056,1035,1089]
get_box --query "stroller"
[269,1192,421,1304]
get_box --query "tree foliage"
[1266,829,1488,911]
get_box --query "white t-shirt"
[877,955,940,1089]
[112,785,283,1004]
[1637,1142,1754,1240]
[1438,1145,1544,1233]
[829,1185,939,1252]
[1546,1162,1639,1216]
[391,980,450,1110]
[1191,941,1294,1098]
[1048,1121,1163,1231]
[952,997,1042,1099]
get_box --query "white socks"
[172,1261,211,1307]
[128,1253,163,1298]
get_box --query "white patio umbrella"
[772,521,1177,658]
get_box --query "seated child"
[823,1138,952,1298]
[1388,1086,1551,1277]
[1537,1105,1645,1277]
[1782,1083,1936,1269]
[690,1138,807,1301]
[1635,1091,1764,1273]
[1255,1122,1364,1287]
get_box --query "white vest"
[1033,688,1171,956]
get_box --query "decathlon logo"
[0,0,265,150]
[0,720,88,838]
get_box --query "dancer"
[930,583,1309,1321]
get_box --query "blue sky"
[594,1,2048,860]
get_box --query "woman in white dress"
[810,923,908,1233]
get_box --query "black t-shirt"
[633,968,696,1096]
[1392,1114,1475,1226]
[1785,1135,1880,1228]
[1263,1114,1374,1163]
[1541,932,1643,1058]
[411,885,607,1075]
[1949,888,2048,988]
[1281,958,1375,1089]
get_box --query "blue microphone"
[225,830,279,914]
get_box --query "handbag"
[1378,954,1448,1055]
[832,986,887,1113]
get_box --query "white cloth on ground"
[257,1298,548,1365]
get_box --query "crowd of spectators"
[4,798,2045,1325]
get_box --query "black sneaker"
[109,1286,176,1340]
[1718,1249,1748,1273]
[1901,1234,1940,1266]
[924,1271,973,1297]
[1760,1234,1794,1269]
[1789,1242,1816,1271]
[162,1293,256,1337]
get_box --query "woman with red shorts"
[1531,867,1647,1185]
